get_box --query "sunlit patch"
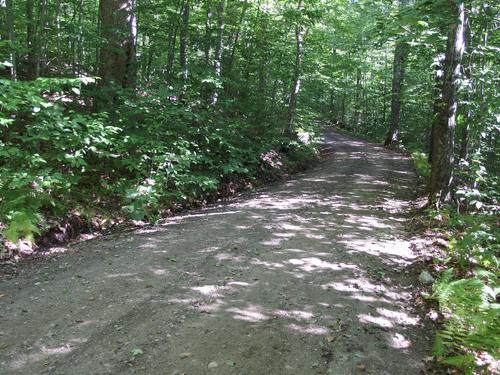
[274,232,295,238]
[227,281,250,287]
[261,238,286,246]
[9,343,75,370]
[191,285,227,297]
[274,309,314,321]
[227,305,269,322]
[339,237,415,262]
[106,272,139,278]
[279,248,306,253]
[215,253,246,262]
[289,257,352,272]
[168,297,199,305]
[287,323,329,335]
[199,246,220,253]
[358,313,393,328]
[344,214,392,229]
[389,333,412,349]
[350,294,392,304]
[42,344,74,355]
[149,267,167,275]
[251,258,285,269]
[197,298,225,313]
[377,308,419,326]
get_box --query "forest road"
[0,131,432,375]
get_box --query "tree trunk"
[97,0,137,105]
[226,0,248,74]
[5,0,17,81]
[204,0,212,66]
[287,0,304,133]
[26,0,47,80]
[210,0,224,106]
[459,17,472,161]
[384,0,409,146]
[428,53,445,164]
[179,0,190,101]
[429,0,465,205]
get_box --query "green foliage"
[431,268,499,373]
[0,79,317,242]
[0,77,117,243]
[447,214,499,270]
[411,151,431,180]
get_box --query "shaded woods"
[0,0,498,373]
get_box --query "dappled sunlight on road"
[0,132,429,374]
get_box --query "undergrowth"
[402,146,497,374]
[0,78,318,254]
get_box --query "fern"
[3,211,42,243]
[431,268,500,372]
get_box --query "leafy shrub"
[0,77,119,243]
[1,83,318,245]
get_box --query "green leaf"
[131,348,143,356]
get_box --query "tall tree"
[429,0,466,205]
[98,0,137,94]
[179,0,190,101]
[26,0,47,80]
[210,0,224,105]
[5,0,16,81]
[287,0,305,133]
[384,0,410,146]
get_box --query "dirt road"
[0,132,431,374]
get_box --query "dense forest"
[0,0,498,373]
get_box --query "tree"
[98,0,137,94]
[210,0,224,105]
[429,0,466,205]
[26,0,47,80]
[287,0,305,133]
[384,0,410,146]
[179,0,190,101]
[4,0,16,81]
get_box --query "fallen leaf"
[131,348,143,356]
[179,352,192,359]
[207,361,218,368]
[225,360,236,367]
[355,364,366,372]
[326,335,336,343]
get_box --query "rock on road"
[0,132,431,375]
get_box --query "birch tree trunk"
[429,0,465,205]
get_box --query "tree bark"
[429,0,465,205]
[97,0,137,105]
[204,0,213,66]
[287,0,304,133]
[225,0,248,74]
[384,0,409,146]
[5,0,17,81]
[26,0,47,80]
[210,0,224,106]
[179,0,190,101]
